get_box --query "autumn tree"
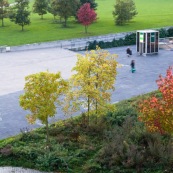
[138,66,173,134]
[57,0,79,27]
[91,47,118,118]
[113,0,137,25]
[33,0,49,19]
[64,47,118,125]
[9,0,30,31]
[77,3,97,34]
[0,0,9,27]
[19,71,68,146]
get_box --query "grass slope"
[0,0,173,46]
[0,91,172,173]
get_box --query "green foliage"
[158,28,168,38]
[57,0,79,27]
[9,0,30,31]
[96,117,173,173]
[113,0,137,25]
[167,27,173,37]
[33,0,49,19]
[106,100,138,126]
[0,0,9,27]
[47,0,59,19]
[80,0,97,10]
[87,32,136,50]
[36,150,69,172]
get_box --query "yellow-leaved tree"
[64,47,118,125]
[19,71,68,145]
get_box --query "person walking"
[130,60,136,73]
[126,47,132,57]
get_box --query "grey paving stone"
[0,167,50,173]
[0,44,173,140]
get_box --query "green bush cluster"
[95,117,173,173]
[158,27,173,38]
[1,91,173,173]
[87,33,136,50]
[87,27,173,50]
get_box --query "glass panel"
[151,43,155,52]
[147,33,150,53]
[155,32,158,52]
[137,32,139,52]
[143,33,146,53]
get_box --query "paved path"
[0,167,50,173]
[0,46,173,140]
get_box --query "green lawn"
[1,0,173,46]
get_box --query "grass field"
[0,0,173,46]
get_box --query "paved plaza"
[0,46,173,140]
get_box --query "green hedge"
[87,27,173,50]
[87,33,136,50]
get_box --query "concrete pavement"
[0,167,51,173]
[0,46,173,140]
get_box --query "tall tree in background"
[57,0,79,27]
[33,0,49,19]
[77,3,97,33]
[9,0,30,31]
[80,0,97,10]
[48,0,59,20]
[20,71,68,146]
[0,0,9,27]
[113,0,137,25]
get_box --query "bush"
[167,27,173,37]
[105,100,138,126]
[36,153,65,171]
[95,117,173,172]
[87,32,136,50]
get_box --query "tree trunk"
[87,96,90,125]
[2,18,4,27]
[22,25,24,31]
[64,17,67,27]
[46,118,49,147]
[85,25,88,34]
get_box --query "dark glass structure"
[136,30,159,55]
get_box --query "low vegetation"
[1,91,173,173]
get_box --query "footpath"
[0,32,130,52]
[0,167,51,173]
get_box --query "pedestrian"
[126,47,132,57]
[130,60,136,73]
